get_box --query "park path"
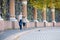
[0,27,36,40]
[0,29,20,40]
[18,27,60,40]
[0,27,60,40]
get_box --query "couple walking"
[18,12,26,30]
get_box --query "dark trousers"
[19,20,23,30]
[20,25,22,30]
[23,22,26,26]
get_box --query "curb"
[4,28,41,40]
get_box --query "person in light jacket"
[23,17,26,27]
[18,12,23,30]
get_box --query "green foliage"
[29,0,60,9]
[2,0,7,20]
[29,0,44,9]
[27,1,33,21]
[55,9,60,22]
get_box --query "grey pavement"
[0,27,37,40]
[18,27,60,40]
[0,27,60,40]
[0,29,20,40]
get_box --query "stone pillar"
[9,0,18,29]
[42,6,47,27]
[33,8,38,22]
[22,0,29,22]
[42,8,47,22]
[33,8,38,27]
[10,0,17,21]
[51,8,56,26]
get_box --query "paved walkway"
[18,27,60,40]
[0,27,60,40]
[0,29,20,40]
[0,27,36,40]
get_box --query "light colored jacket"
[18,14,22,21]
